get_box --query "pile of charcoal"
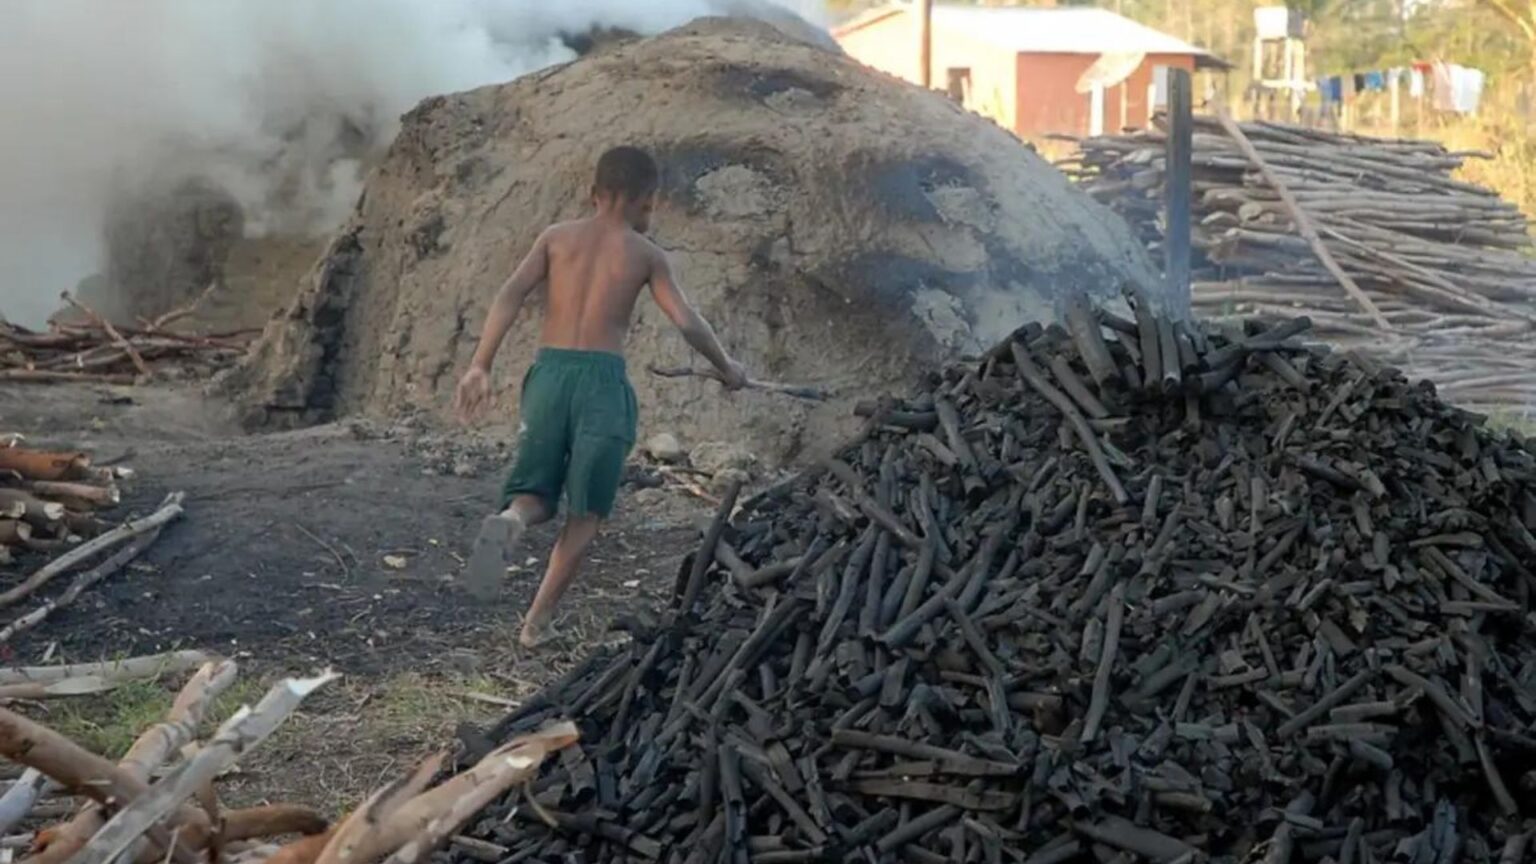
[467,294,1536,863]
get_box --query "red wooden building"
[833,3,1226,139]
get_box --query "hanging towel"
[1450,65,1485,113]
[1363,71,1385,92]
[1409,68,1425,97]
[1353,73,1367,93]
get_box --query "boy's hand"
[454,366,492,423]
[719,359,749,391]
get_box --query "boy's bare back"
[536,218,657,355]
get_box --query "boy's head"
[592,146,659,232]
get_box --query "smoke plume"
[0,0,827,325]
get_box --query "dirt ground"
[0,380,712,813]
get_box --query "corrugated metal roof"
[837,4,1225,66]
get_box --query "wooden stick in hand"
[647,364,829,401]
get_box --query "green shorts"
[500,348,638,518]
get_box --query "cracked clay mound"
[230,17,1159,464]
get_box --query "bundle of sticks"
[0,658,579,864]
[0,445,130,563]
[1064,116,1536,411]
[0,444,189,647]
[468,292,1536,863]
[0,291,254,385]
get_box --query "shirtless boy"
[454,146,748,648]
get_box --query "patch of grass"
[47,680,174,758]
[362,671,505,744]
[38,668,276,760]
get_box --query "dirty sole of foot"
[465,515,519,599]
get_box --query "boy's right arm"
[647,249,748,389]
[455,229,552,422]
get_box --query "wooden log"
[0,768,53,835]
[0,490,66,529]
[26,481,119,509]
[1063,294,1118,388]
[0,449,90,482]
[75,672,340,864]
[1075,816,1195,862]
[0,650,210,687]
[374,726,580,864]
[0,370,138,385]
[679,481,740,613]
[0,706,146,806]
[0,521,30,546]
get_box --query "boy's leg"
[519,378,632,645]
[466,494,553,599]
[465,361,567,598]
[517,359,634,646]
[519,514,601,647]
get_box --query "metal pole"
[1164,67,1193,315]
[917,0,933,89]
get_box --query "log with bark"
[451,295,1536,863]
[0,444,127,550]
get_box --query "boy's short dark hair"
[594,146,659,202]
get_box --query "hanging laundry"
[1450,65,1485,113]
[1341,75,1357,99]
[1353,73,1367,93]
[1317,76,1343,104]
[1432,61,1454,111]
[1432,62,1484,114]
[1409,68,1425,98]
[1363,71,1385,92]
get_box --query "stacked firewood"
[1064,117,1536,411]
[0,445,131,562]
[0,658,579,864]
[1,292,253,385]
[466,293,1536,863]
[0,445,188,647]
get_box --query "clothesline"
[1316,60,1484,114]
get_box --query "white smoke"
[0,0,828,325]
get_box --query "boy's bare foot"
[464,512,525,599]
[518,615,563,649]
